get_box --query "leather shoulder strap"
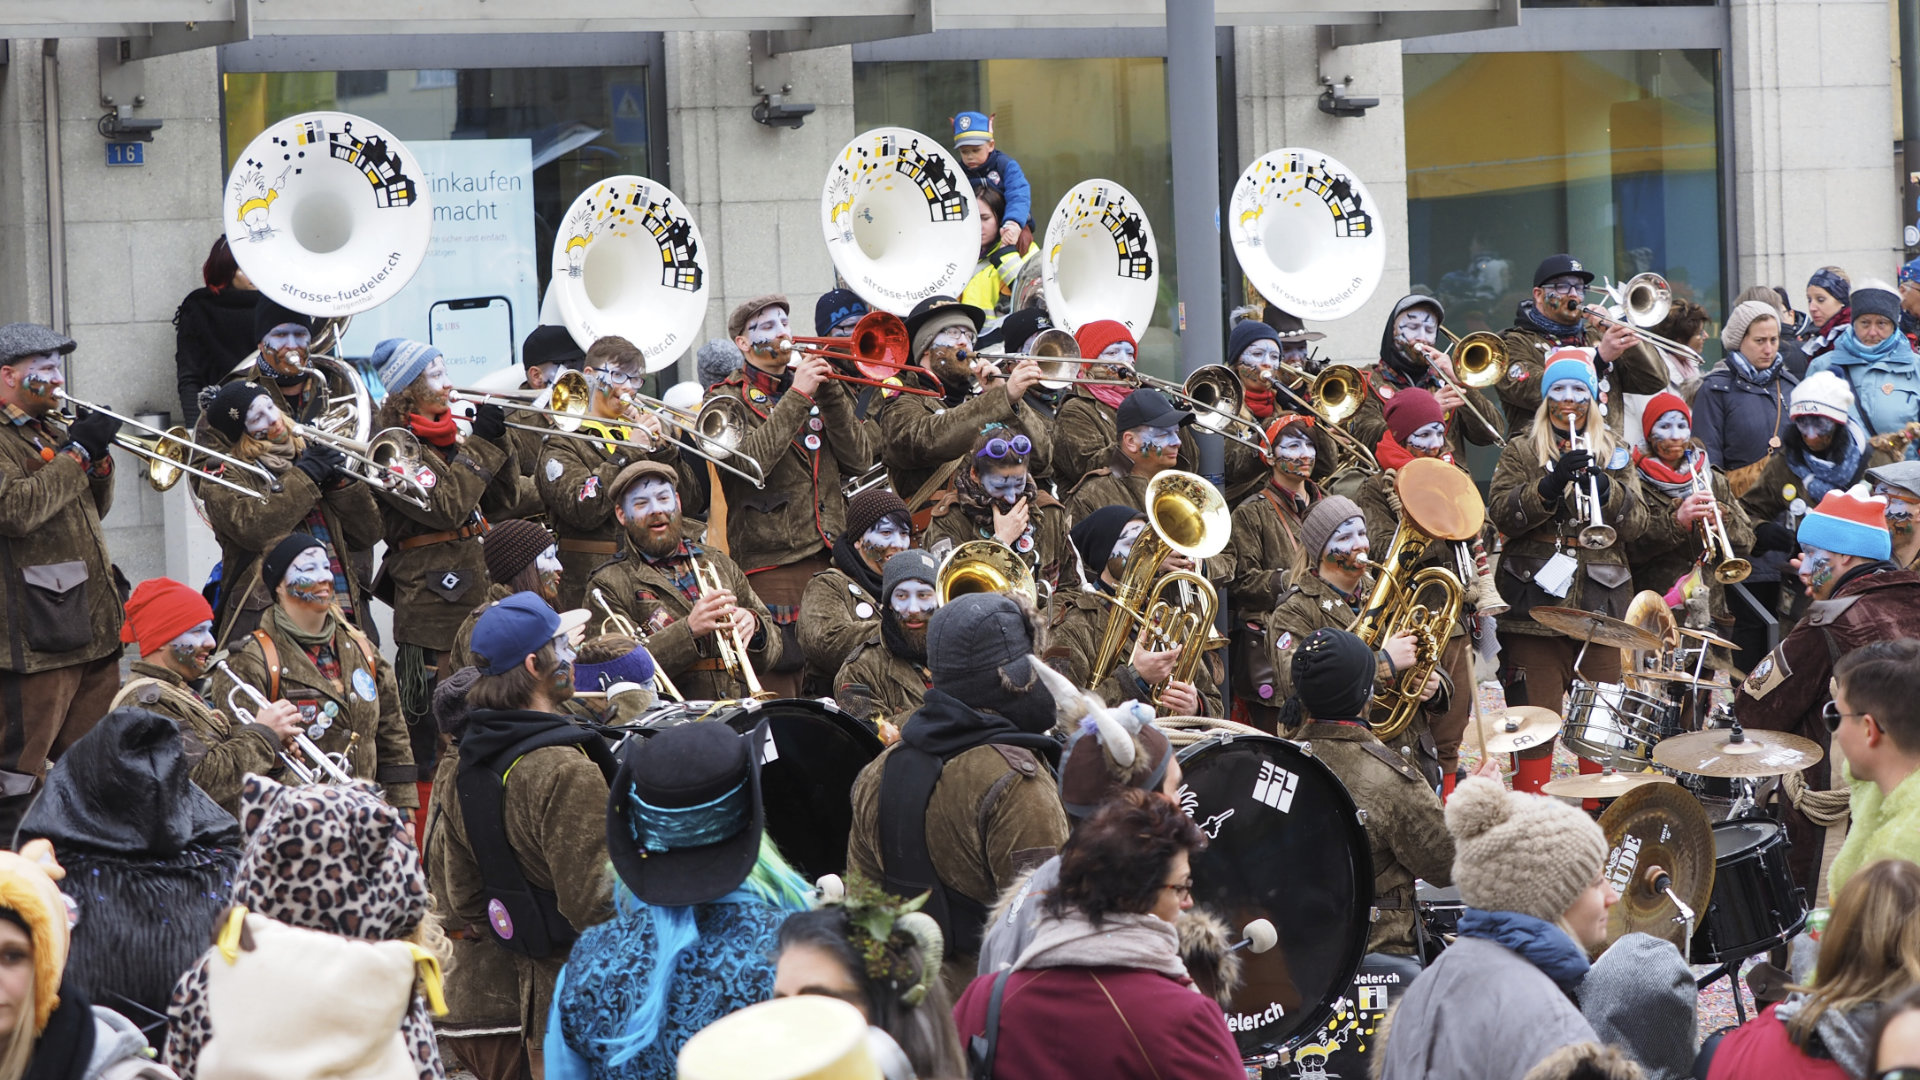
[342,626,379,676]
[250,629,281,701]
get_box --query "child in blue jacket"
[953,111,1032,252]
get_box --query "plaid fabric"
[764,601,799,628]
[640,540,702,603]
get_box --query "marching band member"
[1495,254,1667,443]
[113,577,302,818]
[815,288,870,341]
[1063,388,1193,521]
[1349,294,1501,457]
[210,533,416,809]
[1623,391,1753,619]
[1051,319,1140,493]
[800,488,911,695]
[1045,506,1217,718]
[450,518,561,669]
[587,462,781,701]
[244,297,329,423]
[835,548,940,734]
[1488,349,1644,794]
[715,294,875,698]
[1223,414,1321,619]
[923,423,1076,597]
[1738,373,1871,564]
[194,379,379,646]
[1223,318,1338,484]
[1867,460,1920,569]
[988,307,1071,423]
[877,296,1049,514]
[493,324,587,522]
[1265,306,1327,376]
[0,324,123,838]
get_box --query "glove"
[1589,469,1611,505]
[1752,520,1798,556]
[1538,448,1592,503]
[294,443,347,487]
[471,403,508,443]
[64,410,121,464]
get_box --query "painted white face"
[14,354,63,400]
[1546,379,1592,404]
[418,356,453,405]
[1097,341,1137,367]
[1114,519,1147,562]
[243,394,282,439]
[1394,307,1438,349]
[1649,411,1690,444]
[980,465,1028,503]
[890,581,939,622]
[165,620,217,674]
[1408,421,1447,453]
[535,544,563,575]
[282,545,334,609]
[621,478,680,521]
[933,324,975,350]
[1324,515,1370,572]
[861,517,912,554]
[1280,340,1312,364]
[1875,482,1918,536]
[262,323,311,353]
[1274,432,1316,477]
[746,305,790,353]
[1134,424,1182,454]
[1798,544,1839,594]
[1237,339,1282,381]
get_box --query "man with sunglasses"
[922,423,1076,598]
[1495,254,1668,443]
[1867,461,1920,570]
[1823,640,1920,899]
[1736,486,1920,894]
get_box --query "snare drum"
[1690,819,1808,964]
[1563,681,1673,764]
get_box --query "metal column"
[1166,0,1226,489]
[1903,0,1920,253]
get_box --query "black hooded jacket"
[173,285,260,426]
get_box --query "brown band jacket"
[877,375,1051,504]
[533,419,684,611]
[834,633,931,730]
[799,566,881,693]
[1624,461,1753,616]
[709,374,873,571]
[0,416,120,673]
[111,660,282,819]
[378,431,519,651]
[922,489,1077,599]
[585,541,781,701]
[1043,586,1222,718]
[1487,434,1647,637]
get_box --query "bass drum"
[726,699,884,883]
[1176,734,1372,1069]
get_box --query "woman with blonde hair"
[1487,347,1644,793]
[1707,857,1920,1079]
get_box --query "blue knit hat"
[371,338,441,396]
[574,642,658,693]
[1540,346,1598,397]
[1797,484,1892,560]
[814,289,869,337]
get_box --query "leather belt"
[683,658,726,673]
[1372,893,1413,911]
[558,538,620,556]
[397,519,489,551]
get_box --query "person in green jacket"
[1826,639,1920,898]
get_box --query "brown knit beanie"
[1447,777,1608,923]
[482,519,556,585]
[1300,496,1363,562]
[845,487,909,541]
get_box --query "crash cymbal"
[1676,626,1739,651]
[1479,706,1563,755]
[1597,782,1716,950]
[1529,607,1664,652]
[1651,727,1826,778]
[1540,769,1675,799]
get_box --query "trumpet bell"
[846,310,913,382]
[365,428,424,475]
[1041,178,1160,336]
[1145,471,1231,563]
[1027,328,1084,388]
[1228,148,1385,321]
[1715,558,1754,585]
[1312,364,1366,424]
[552,175,709,370]
[1447,331,1508,388]
[545,370,595,433]
[821,128,976,314]
[936,540,1036,606]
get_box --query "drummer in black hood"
[1347,293,1503,461]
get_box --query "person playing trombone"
[1495,254,1667,443]
[112,576,303,819]
[1052,319,1142,494]
[210,533,416,811]
[194,379,381,648]
[1349,294,1502,459]
[491,324,588,523]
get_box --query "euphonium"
[1349,458,1485,740]
[936,540,1037,605]
[1087,471,1229,689]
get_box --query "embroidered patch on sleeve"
[1741,649,1790,699]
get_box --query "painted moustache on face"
[1649,410,1690,464]
[890,582,938,627]
[535,544,563,603]
[1876,485,1917,536]
[260,324,312,378]
[1324,515,1370,572]
[167,621,218,676]
[1547,379,1591,429]
[1394,308,1438,356]
[283,547,334,609]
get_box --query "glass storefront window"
[854,58,1180,379]
[1404,50,1723,357]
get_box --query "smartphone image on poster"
[428,296,515,379]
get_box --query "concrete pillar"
[1233,26,1409,362]
[1729,0,1898,291]
[664,32,856,356]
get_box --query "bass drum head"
[727,699,884,882]
[1176,734,1372,1061]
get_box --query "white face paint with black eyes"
[980,466,1028,503]
[746,306,790,353]
[621,478,680,520]
[1408,421,1447,453]
[243,394,281,438]
[535,544,563,575]
[1547,379,1592,404]
[1114,519,1146,562]
[1274,432,1316,477]
[1394,307,1438,349]
[890,581,939,621]
[262,324,311,353]
[861,517,911,553]
[1650,411,1690,444]
[1098,341,1136,366]
[1135,425,1182,454]
[1324,515,1371,572]
[1238,340,1281,373]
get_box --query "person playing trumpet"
[836,549,942,737]
[717,294,876,698]
[587,462,781,701]
[1495,254,1668,443]
[923,423,1077,598]
[210,533,416,810]
[112,576,304,819]
[1623,392,1754,628]
[1348,294,1502,459]
[799,488,911,696]
[194,379,381,648]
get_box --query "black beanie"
[261,533,325,591]
[1069,505,1145,571]
[523,324,586,371]
[1228,319,1281,365]
[1290,627,1376,722]
[253,297,316,344]
[926,593,1056,735]
[204,381,273,443]
[1852,286,1901,325]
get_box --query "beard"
[629,510,685,559]
[881,608,929,662]
[928,346,973,390]
[261,346,310,381]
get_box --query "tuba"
[821,127,977,313]
[1228,148,1385,321]
[551,175,709,368]
[1350,458,1485,740]
[1088,471,1230,691]
[936,540,1037,606]
[1040,179,1160,336]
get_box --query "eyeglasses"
[596,367,640,387]
[1163,880,1193,900]
[977,434,1033,459]
[1822,700,1869,733]
[1540,281,1585,296]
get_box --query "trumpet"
[1688,453,1751,584]
[215,658,355,785]
[52,392,277,500]
[1566,426,1617,549]
[687,553,773,701]
[290,422,435,510]
[591,588,684,702]
[1410,329,1508,446]
[1583,272,1704,367]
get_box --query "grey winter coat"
[1576,932,1698,1080]
[1380,937,1597,1080]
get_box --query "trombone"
[1565,426,1616,549]
[1582,272,1704,367]
[289,422,435,510]
[1256,361,1380,471]
[687,553,773,701]
[591,588,684,702]
[776,310,944,398]
[215,658,356,785]
[1411,330,1508,446]
[53,392,277,500]
[1688,451,1751,584]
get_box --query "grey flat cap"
[1868,459,1920,498]
[0,324,75,367]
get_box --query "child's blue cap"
[953,111,992,147]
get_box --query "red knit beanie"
[1384,387,1445,442]
[121,577,214,657]
[1074,320,1135,361]
[1641,391,1691,443]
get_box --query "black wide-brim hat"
[903,294,986,343]
[607,719,766,906]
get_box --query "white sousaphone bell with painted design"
[821,126,978,314]
[1229,147,1385,322]
[1040,177,1160,336]
[550,175,710,372]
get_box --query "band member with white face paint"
[1063,388,1194,523]
[801,488,913,695]
[1222,413,1325,731]
[487,324,590,524]
[714,293,876,698]
[836,548,944,737]
[113,577,305,819]
[1488,348,1645,794]
[210,533,417,811]
[449,518,565,670]
[1347,295,1502,462]
[587,462,782,702]
[0,323,126,839]
[923,423,1078,598]
[1044,506,1219,718]
[1866,461,1920,569]
[1051,319,1143,494]
[982,307,1070,426]
[239,297,332,424]
[1495,254,1668,443]
[1624,392,1754,636]
[194,379,381,649]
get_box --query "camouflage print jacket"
[377,432,520,652]
[834,633,931,730]
[921,489,1078,599]
[450,582,516,672]
[585,541,781,701]
[1043,587,1221,717]
[709,374,873,571]
[876,377,1051,506]
[110,660,282,820]
[0,414,120,673]
[1495,323,1666,443]
[1487,436,1646,637]
[1266,571,1380,704]
[498,401,554,522]
[799,566,881,692]
[533,420,683,611]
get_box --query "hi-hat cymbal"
[1652,727,1825,778]
[1676,626,1739,651]
[1530,607,1664,652]
[1479,706,1563,755]
[1540,770,1675,799]
[1597,782,1716,950]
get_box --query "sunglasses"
[977,434,1033,459]
[1822,700,1869,733]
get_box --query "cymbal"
[1676,626,1739,651]
[1597,782,1717,950]
[1530,607,1664,652]
[1652,727,1826,778]
[1540,770,1675,799]
[1479,706,1563,755]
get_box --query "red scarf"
[409,412,459,448]
[1089,383,1131,411]
[1632,446,1694,486]
[1243,382,1275,420]
[1373,429,1452,471]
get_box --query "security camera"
[1317,84,1378,119]
[97,110,162,142]
[753,94,815,130]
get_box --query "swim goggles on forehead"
[977,434,1033,459]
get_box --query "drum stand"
[1696,956,1756,1023]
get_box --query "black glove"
[1538,448,1592,503]
[64,410,121,464]
[294,443,347,487]
[471,403,508,443]
[1589,469,1611,506]
[1752,520,1798,556]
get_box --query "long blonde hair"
[0,957,36,1080]
[1527,391,1618,472]
[1788,858,1920,1046]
